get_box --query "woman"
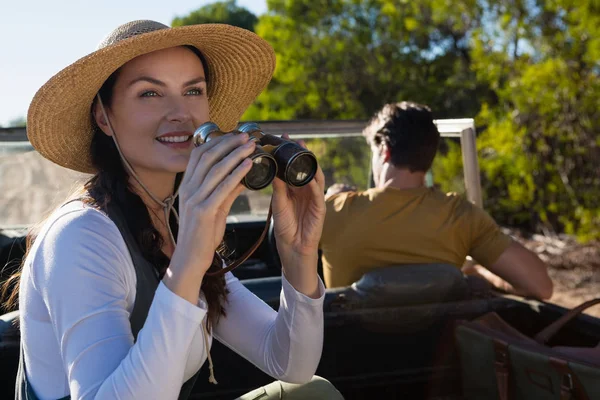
[7,20,341,399]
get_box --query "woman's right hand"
[164,132,255,304]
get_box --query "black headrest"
[325,264,469,311]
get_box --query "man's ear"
[381,142,392,163]
[92,100,113,137]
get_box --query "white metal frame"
[437,119,482,207]
[276,119,482,207]
[0,119,483,207]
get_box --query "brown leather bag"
[455,299,600,400]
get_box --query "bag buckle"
[496,349,508,363]
[562,373,573,391]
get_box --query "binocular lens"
[245,155,277,190]
[286,153,318,187]
[194,121,319,190]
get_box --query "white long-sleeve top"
[19,201,325,400]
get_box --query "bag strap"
[205,201,273,277]
[492,338,511,400]
[534,298,600,345]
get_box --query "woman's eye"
[186,88,205,96]
[140,90,159,97]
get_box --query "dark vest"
[16,202,200,399]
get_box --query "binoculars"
[193,122,318,190]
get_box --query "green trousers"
[236,376,344,400]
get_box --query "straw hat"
[27,20,276,174]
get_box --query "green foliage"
[174,0,600,240]
[431,140,466,195]
[306,137,371,190]
[245,0,488,121]
[470,0,600,240]
[172,0,258,31]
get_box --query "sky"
[0,0,268,127]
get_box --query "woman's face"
[97,46,209,176]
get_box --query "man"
[320,102,553,300]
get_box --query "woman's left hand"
[271,136,325,297]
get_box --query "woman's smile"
[156,131,194,150]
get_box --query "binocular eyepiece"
[193,122,318,191]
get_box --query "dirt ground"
[504,228,600,317]
[1,151,599,316]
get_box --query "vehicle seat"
[0,310,19,345]
[0,310,20,390]
[0,229,27,283]
[324,264,470,311]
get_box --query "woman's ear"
[92,100,113,137]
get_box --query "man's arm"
[474,240,553,300]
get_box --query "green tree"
[172,0,258,32]
[469,0,600,240]
[244,0,489,122]
[306,137,371,189]
[405,0,600,241]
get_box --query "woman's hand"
[271,136,326,298]
[164,133,255,304]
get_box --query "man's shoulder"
[419,189,490,222]
[438,190,467,202]
[437,191,501,226]
[321,188,383,249]
[437,190,475,208]
[326,188,380,211]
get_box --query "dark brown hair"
[363,101,440,172]
[2,46,228,329]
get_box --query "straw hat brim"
[27,24,276,174]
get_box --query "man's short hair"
[363,102,440,172]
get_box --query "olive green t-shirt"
[320,187,512,288]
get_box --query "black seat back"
[0,310,20,393]
[0,229,27,284]
[324,263,469,311]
